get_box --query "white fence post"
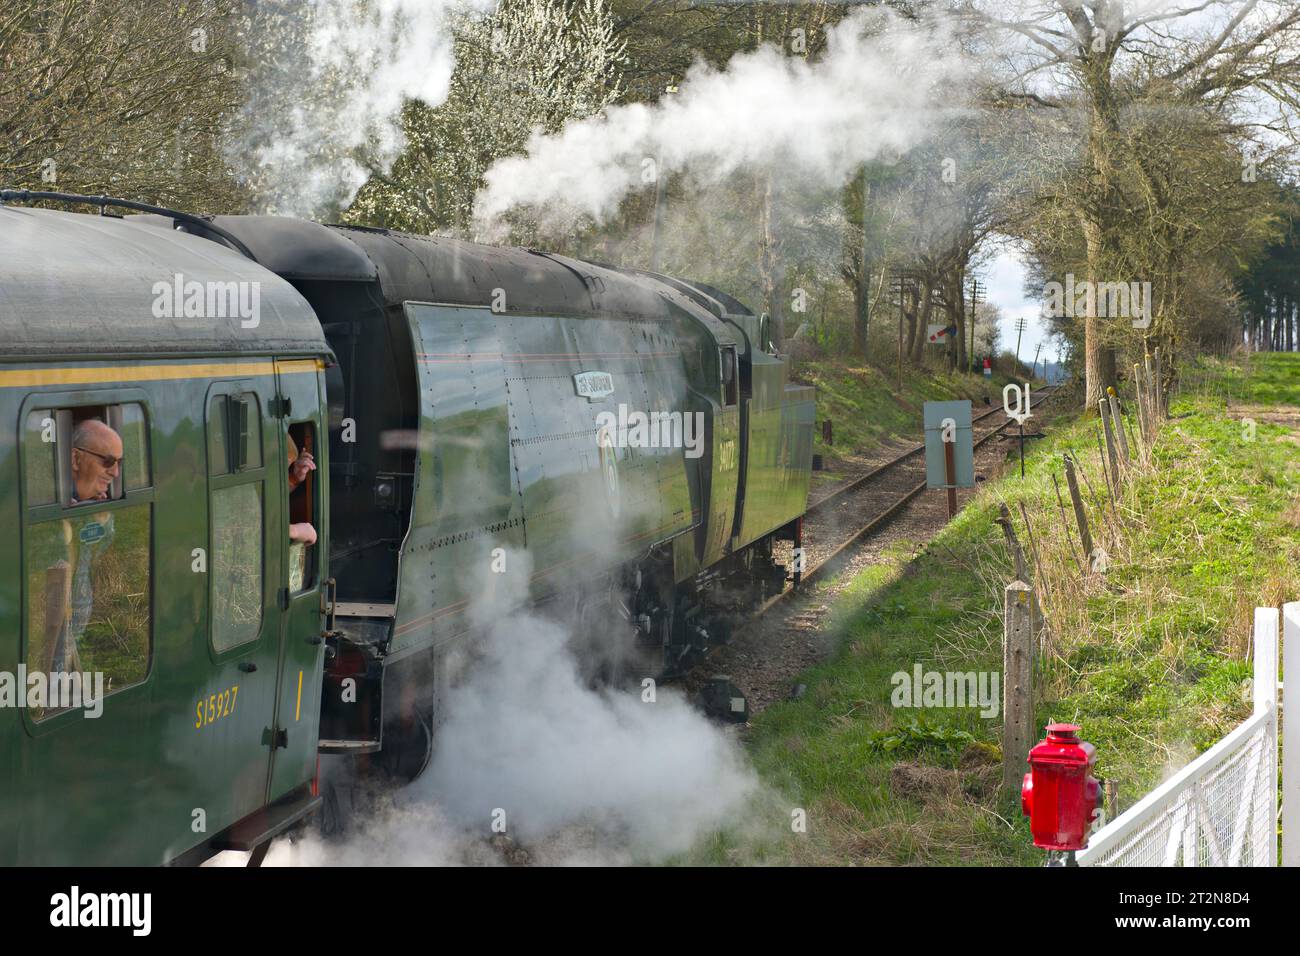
[1254,607,1278,867]
[1284,603,1300,867]
[1255,607,1278,717]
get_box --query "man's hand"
[289,522,317,546]
[289,451,316,486]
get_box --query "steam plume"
[234,0,496,216]
[474,8,975,235]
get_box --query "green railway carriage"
[0,197,815,862]
[0,207,331,864]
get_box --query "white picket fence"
[1077,604,1300,867]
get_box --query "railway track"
[758,385,1061,616]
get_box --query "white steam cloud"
[246,549,762,866]
[474,8,975,234]
[236,0,496,216]
[416,610,758,858]
[254,616,761,865]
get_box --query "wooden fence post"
[1099,399,1121,488]
[996,503,1029,582]
[1003,580,1035,797]
[1143,352,1156,432]
[1063,454,1093,571]
[1133,363,1150,449]
[1107,387,1130,465]
[1154,348,1165,420]
[1051,473,1083,574]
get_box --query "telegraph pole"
[648,83,677,273]
[890,268,921,390]
[968,277,984,374]
[860,168,871,362]
[1014,316,1027,375]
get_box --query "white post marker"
[1003,382,1034,477]
[1003,382,1033,424]
[1283,603,1300,866]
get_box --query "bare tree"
[963,0,1300,405]
[1,0,244,211]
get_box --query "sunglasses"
[75,446,124,469]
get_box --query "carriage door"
[267,358,328,801]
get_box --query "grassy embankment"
[697,352,1300,865]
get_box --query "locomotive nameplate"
[573,370,615,401]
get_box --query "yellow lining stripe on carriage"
[275,359,323,376]
[0,358,324,388]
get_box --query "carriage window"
[116,403,151,493]
[721,346,738,407]
[21,403,154,507]
[207,390,266,653]
[208,396,229,477]
[211,483,264,652]
[287,421,317,593]
[234,395,262,470]
[23,410,56,506]
[208,393,261,476]
[22,401,153,719]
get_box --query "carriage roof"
[0,206,330,359]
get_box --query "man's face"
[72,428,124,501]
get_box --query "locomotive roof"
[142,214,743,342]
[0,206,331,359]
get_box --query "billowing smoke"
[248,549,765,866]
[474,7,975,236]
[233,0,496,216]
[415,608,759,859]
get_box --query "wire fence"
[1077,607,1280,868]
[1077,710,1274,866]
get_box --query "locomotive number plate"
[573,371,614,401]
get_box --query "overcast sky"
[983,245,1057,372]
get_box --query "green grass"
[699,353,1300,865]
[1221,351,1300,407]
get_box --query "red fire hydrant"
[1021,723,1100,853]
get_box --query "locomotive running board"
[211,787,322,853]
[318,737,381,755]
[334,602,396,618]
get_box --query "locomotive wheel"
[376,706,433,783]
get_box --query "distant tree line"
[1238,199,1300,353]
